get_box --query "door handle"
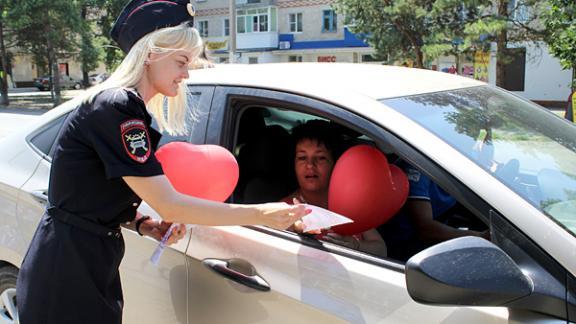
[202,258,270,292]
[30,190,48,205]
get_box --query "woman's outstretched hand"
[255,202,311,230]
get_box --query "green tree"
[335,0,545,86]
[465,0,546,87]
[78,1,102,88]
[543,0,576,90]
[334,0,432,68]
[94,0,126,70]
[0,1,11,105]
[423,0,492,73]
[9,0,82,105]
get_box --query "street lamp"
[229,0,236,63]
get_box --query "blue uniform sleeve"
[82,89,164,179]
[402,163,432,201]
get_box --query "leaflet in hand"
[301,205,353,232]
[150,223,176,266]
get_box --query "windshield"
[382,86,576,237]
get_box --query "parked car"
[89,72,109,86]
[33,74,82,91]
[1,63,575,323]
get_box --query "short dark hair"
[291,119,341,159]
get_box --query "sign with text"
[317,56,336,63]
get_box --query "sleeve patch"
[406,168,421,183]
[121,119,151,163]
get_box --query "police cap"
[111,0,196,53]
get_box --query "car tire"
[0,265,18,323]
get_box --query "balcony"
[237,32,279,50]
[236,0,277,7]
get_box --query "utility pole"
[229,0,236,63]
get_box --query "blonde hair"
[82,23,204,135]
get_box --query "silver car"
[1,63,575,323]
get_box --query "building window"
[322,10,337,32]
[502,47,526,92]
[237,16,246,33]
[237,7,276,34]
[198,20,208,38]
[289,13,303,33]
[252,12,268,32]
[248,57,258,64]
[361,54,380,62]
[288,56,302,62]
[224,18,230,36]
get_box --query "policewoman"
[16,1,306,323]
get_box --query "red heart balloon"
[155,142,239,202]
[329,145,409,235]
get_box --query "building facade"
[195,0,573,105]
[196,0,375,65]
[6,0,573,105]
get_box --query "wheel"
[73,83,81,90]
[0,266,18,324]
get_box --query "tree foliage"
[333,0,432,68]
[333,0,499,68]
[543,0,576,87]
[8,0,83,104]
[2,0,126,105]
[93,0,126,70]
[334,0,546,86]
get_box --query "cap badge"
[187,2,195,17]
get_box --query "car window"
[152,86,213,147]
[28,114,68,161]
[382,86,576,238]
[229,98,490,263]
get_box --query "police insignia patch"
[120,119,150,163]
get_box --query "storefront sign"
[474,51,489,82]
[207,40,228,51]
[317,56,336,63]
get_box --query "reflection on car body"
[0,63,574,323]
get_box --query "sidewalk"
[1,88,84,110]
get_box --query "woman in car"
[16,1,307,323]
[281,120,387,257]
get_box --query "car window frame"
[151,85,214,147]
[26,113,69,162]
[204,85,576,319]
[205,86,496,267]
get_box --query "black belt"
[47,206,122,238]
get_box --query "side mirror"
[405,237,533,306]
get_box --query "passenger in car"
[16,2,308,324]
[281,120,388,257]
[379,161,489,261]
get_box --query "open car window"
[231,103,488,262]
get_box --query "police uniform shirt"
[49,87,164,227]
[378,161,456,261]
[402,164,456,218]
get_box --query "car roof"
[186,63,484,100]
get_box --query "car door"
[183,86,518,323]
[17,86,214,324]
